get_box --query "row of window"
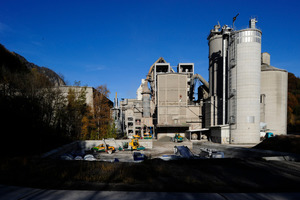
[236,36,261,44]
[236,30,261,37]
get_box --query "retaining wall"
[42,139,153,158]
[80,139,153,150]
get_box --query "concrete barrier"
[81,139,153,150]
[42,139,153,158]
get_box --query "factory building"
[115,58,208,139]
[114,18,287,144]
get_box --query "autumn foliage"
[0,44,114,156]
[287,73,300,132]
[80,85,115,140]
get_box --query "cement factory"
[112,18,288,145]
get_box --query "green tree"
[92,85,112,139]
[80,106,96,140]
[288,73,300,132]
[65,87,88,139]
[106,122,117,138]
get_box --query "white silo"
[228,18,262,144]
[207,24,223,127]
[260,52,288,135]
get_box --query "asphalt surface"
[1,185,300,200]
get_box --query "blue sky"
[1,0,299,100]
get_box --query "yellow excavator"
[128,135,145,150]
[91,139,116,154]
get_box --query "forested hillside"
[0,44,114,156]
[288,73,300,133]
[0,44,71,156]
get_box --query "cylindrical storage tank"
[142,94,150,118]
[261,63,288,135]
[229,28,262,144]
[208,32,223,97]
[207,30,223,127]
[142,80,151,118]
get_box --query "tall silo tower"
[207,24,226,127]
[228,18,262,144]
[142,80,151,118]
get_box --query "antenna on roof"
[233,13,239,30]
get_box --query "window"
[247,116,255,123]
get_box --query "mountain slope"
[0,43,65,86]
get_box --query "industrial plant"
[113,18,288,145]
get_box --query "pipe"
[222,35,227,125]
[222,27,230,125]
[190,74,209,92]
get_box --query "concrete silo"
[142,80,151,118]
[228,18,262,144]
[207,24,225,127]
[260,52,288,135]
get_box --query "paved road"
[1,185,300,200]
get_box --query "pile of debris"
[254,135,300,154]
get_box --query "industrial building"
[113,18,288,144]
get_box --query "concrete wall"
[157,74,188,126]
[82,139,153,150]
[186,105,202,130]
[58,86,94,109]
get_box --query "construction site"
[1,17,300,199]
[112,17,288,145]
[46,17,290,163]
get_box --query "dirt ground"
[1,136,300,193]
[148,137,193,158]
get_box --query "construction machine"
[265,132,274,139]
[91,139,116,154]
[143,132,152,139]
[129,137,145,151]
[172,133,183,143]
[91,144,115,154]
